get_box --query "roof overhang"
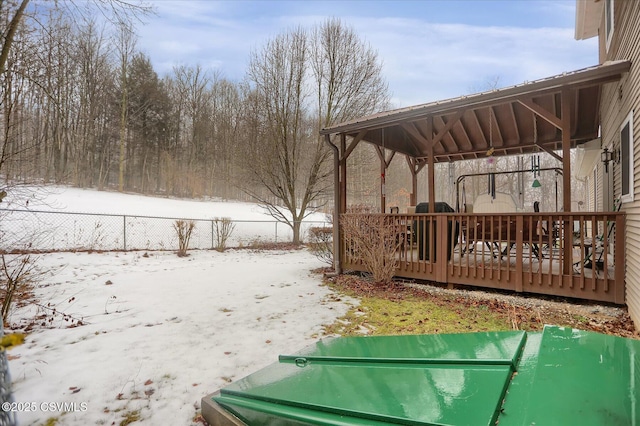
[575,137,602,178]
[575,0,603,40]
[321,61,631,163]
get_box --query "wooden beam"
[509,102,520,143]
[433,116,453,155]
[399,123,431,158]
[572,90,580,135]
[414,120,436,150]
[379,147,386,213]
[341,130,365,161]
[325,134,342,275]
[454,114,475,150]
[386,150,396,168]
[535,141,563,162]
[340,134,347,214]
[488,106,503,147]
[401,122,428,144]
[433,110,464,144]
[471,109,487,146]
[416,159,428,174]
[404,131,427,156]
[561,89,572,212]
[406,156,419,206]
[561,88,573,275]
[427,116,435,212]
[374,145,396,168]
[375,141,396,213]
[518,98,563,130]
[409,110,464,156]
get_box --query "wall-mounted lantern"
[601,147,615,173]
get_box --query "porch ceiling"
[321,61,631,163]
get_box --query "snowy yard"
[2,187,352,425]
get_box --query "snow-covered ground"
[3,187,353,425]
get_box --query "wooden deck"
[340,212,625,304]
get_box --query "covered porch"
[322,61,631,304]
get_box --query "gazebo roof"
[320,60,631,163]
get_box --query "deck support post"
[427,116,436,213]
[324,134,343,275]
[561,89,573,276]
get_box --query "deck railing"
[340,212,625,304]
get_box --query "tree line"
[1,2,392,242]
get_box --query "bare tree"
[243,27,311,244]
[242,20,390,244]
[209,74,242,199]
[74,19,116,189]
[311,18,390,128]
[311,18,390,208]
[0,0,29,77]
[172,64,211,197]
[115,21,136,192]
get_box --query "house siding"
[598,0,640,324]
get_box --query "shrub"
[173,220,195,257]
[213,217,235,252]
[340,205,401,284]
[307,226,333,266]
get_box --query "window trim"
[605,0,614,51]
[620,111,634,203]
[593,168,598,211]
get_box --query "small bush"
[213,217,235,252]
[307,226,333,266]
[340,205,401,284]
[1,254,40,324]
[174,220,195,257]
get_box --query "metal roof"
[320,61,631,163]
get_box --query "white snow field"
[2,187,352,425]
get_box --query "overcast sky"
[136,0,598,108]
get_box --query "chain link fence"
[0,209,329,252]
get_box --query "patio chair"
[577,198,621,271]
[531,201,548,259]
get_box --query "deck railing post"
[515,215,523,292]
[436,215,448,282]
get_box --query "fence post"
[211,220,214,250]
[123,215,127,251]
[275,222,278,243]
[0,322,16,426]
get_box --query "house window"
[605,0,614,50]
[620,111,633,202]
